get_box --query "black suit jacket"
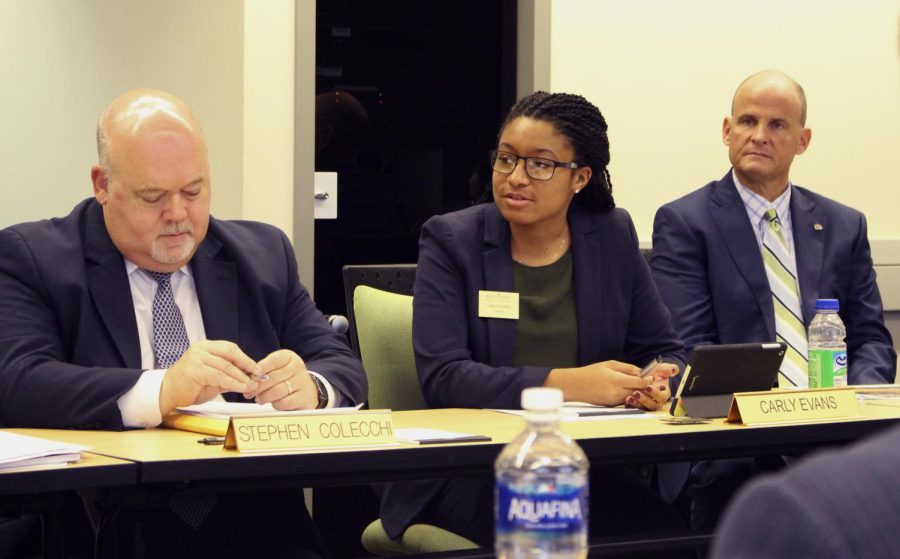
[381,202,684,538]
[0,198,366,429]
[652,171,895,383]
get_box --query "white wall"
[243,1,296,238]
[0,0,245,224]
[548,0,900,243]
[0,0,314,285]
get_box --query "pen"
[197,437,226,445]
[576,409,644,417]
[639,356,663,378]
[415,435,492,445]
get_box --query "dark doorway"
[313,0,517,316]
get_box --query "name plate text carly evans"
[727,388,861,425]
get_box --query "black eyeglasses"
[490,150,579,181]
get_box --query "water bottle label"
[496,481,587,536]
[808,349,848,388]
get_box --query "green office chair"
[353,285,478,555]
[354,285,425,411]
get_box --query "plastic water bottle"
[807,298,848,388]
[495,388,588,559]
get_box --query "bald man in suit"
[651,70,894,530]
[0,89,366,558]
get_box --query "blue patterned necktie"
[143,269,217,529]
[143,270,191,369]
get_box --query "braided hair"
[497,91,615,210]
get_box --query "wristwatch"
[310,374,328,409]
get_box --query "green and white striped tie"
[763,208,808,388]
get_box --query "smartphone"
[639,356,663,378]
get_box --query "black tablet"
[670,342,787,418]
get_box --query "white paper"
[488,407,653,421]
[176,401,363,419]
[853,384,900,400]
[314,172,338,219]
[0,432,85,470]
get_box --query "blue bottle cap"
[814,299,840,311]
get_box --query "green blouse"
[511,250,578,368]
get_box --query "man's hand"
[245,349,319,410]
[159,340,262,416]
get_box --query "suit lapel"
[790,188,824,326]
[709,173,776,337]
[570,208,601,365]
[482,205,517,366]
[84,202,142,368]
[190,223,240,342]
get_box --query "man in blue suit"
[0,89,366,557]
[651,70,895,529]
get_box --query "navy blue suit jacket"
[712,423,900,558]
[0,198,366,429]
[414,202,685,409]
[381,202,684,538]
[652,171,895,384]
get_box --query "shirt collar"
[733,169,793,224]
[124,259,193,279]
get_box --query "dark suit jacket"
[651,171,895,384]
[414,202,685,409]
[381,202,685,538]
[0,198,366,429]
[651,171,895,503]
[711,423,900,559]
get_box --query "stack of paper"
[0,432,84,471]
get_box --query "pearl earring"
[574,189,581,194]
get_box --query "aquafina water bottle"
[808,298,848,387]
[495,387,588,558]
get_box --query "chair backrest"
[353,285,426,411]
[342,264,417,355]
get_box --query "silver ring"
[285,379,293,394]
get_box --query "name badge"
[478,290,519,320]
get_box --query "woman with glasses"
[380,91,687,549]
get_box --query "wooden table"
[10,401,900,486]
[6,401,900,557]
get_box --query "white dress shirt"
[116,260,338,428]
